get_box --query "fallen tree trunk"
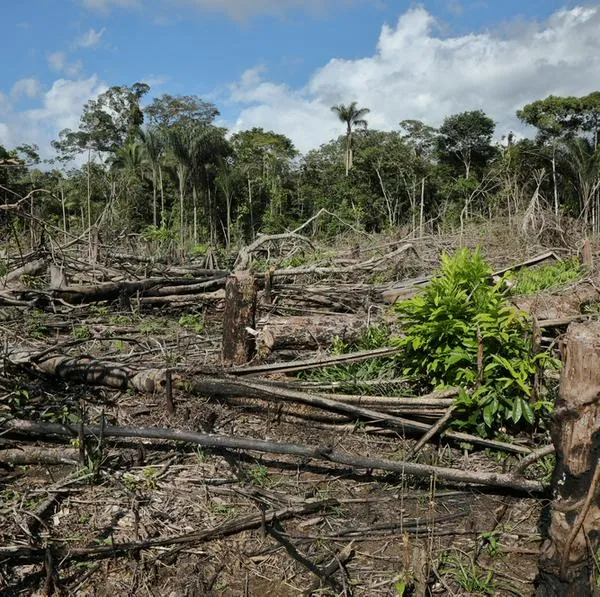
[257,314,366,357]
[7,349,528,454]
[1,419,544,493]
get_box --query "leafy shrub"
[394,248,556,436]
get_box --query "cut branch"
[1,419,543,493]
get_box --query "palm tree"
[140,130,164,227]
[560,137,600,230]
[167,127,191,243]
[331,101,370,175]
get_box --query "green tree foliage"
[395,249,555,436]
[144,94,219,129]
[437,110,496,179]
[230,127,298,238]
[53,83,150,160]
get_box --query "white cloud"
[48,52,83,77]
[177,0,372,20]
[11,78,42,99]
[76,27,106,48]
[80,0,139,11]
[228,5,600,152]
[48,51,67,72]
[0,76,107,159]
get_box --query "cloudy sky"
[1,0,598,160]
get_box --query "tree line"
[2,84,600,254]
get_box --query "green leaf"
[511,397,523,423]
[522,399,535,424]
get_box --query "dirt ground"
[1,225,582,596]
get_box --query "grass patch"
[506,257,583,295]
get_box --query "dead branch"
[0,446,78,465]
[228,346,401,376]
[0,495,337,566]
[234,232,315,271]
[1,419,543,493]
[6,348,529,454]
[272,243,416,278]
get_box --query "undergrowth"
[300,248,561,438]
[506,256,583,295]
[300,324,404,395]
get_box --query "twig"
[0,498,336,566]
[409,405,457,457]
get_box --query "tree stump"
[536,322,600,596]
[222,271,257,365]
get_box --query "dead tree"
[536,322,600,596]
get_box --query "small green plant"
[507,257,583,295]
[6,388,29,411]
[142,466,160,489]
[72,325,92,340]
[141,224,174,243]
[479,530,502,558]
[213,503,236,518]
[394,248,558,437]
[248,464,270,487]
[301,323,397,393]
[178,312,205,333]
[26,309,49,339]
[443,553,495,595]
[41,405,81,425]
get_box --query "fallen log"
[257,314,366,357]
[6,350,530,454]
[271,244,416,278]
[1,258,47,287]
[1,419,544,493]
[228,346,401,376]
[0,446,79,465]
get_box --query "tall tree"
[517,95,584,215]
[53,83,150,161]
[144,94,219,130]
[437,110,496,179]
[331,101,370,176]
[140,130,164,227]
[230,128,297,236]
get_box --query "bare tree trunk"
[158,164,165,227]
[152,166,157,228]
[222,272,257,365]
[87,149,92,263]
[552,146,559,217]
[536,322,600,596]
[419,176,426,237]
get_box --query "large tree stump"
[222,271,257,365]
[536,322,600,596]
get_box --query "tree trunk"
[222,271,257,365]
[536,322,600,596]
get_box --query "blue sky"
[0,0,597,159]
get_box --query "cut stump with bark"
[536,322,600,596]
[222,271,257,365]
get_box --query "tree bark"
[222,271,257,365]
[536,322,600,596]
